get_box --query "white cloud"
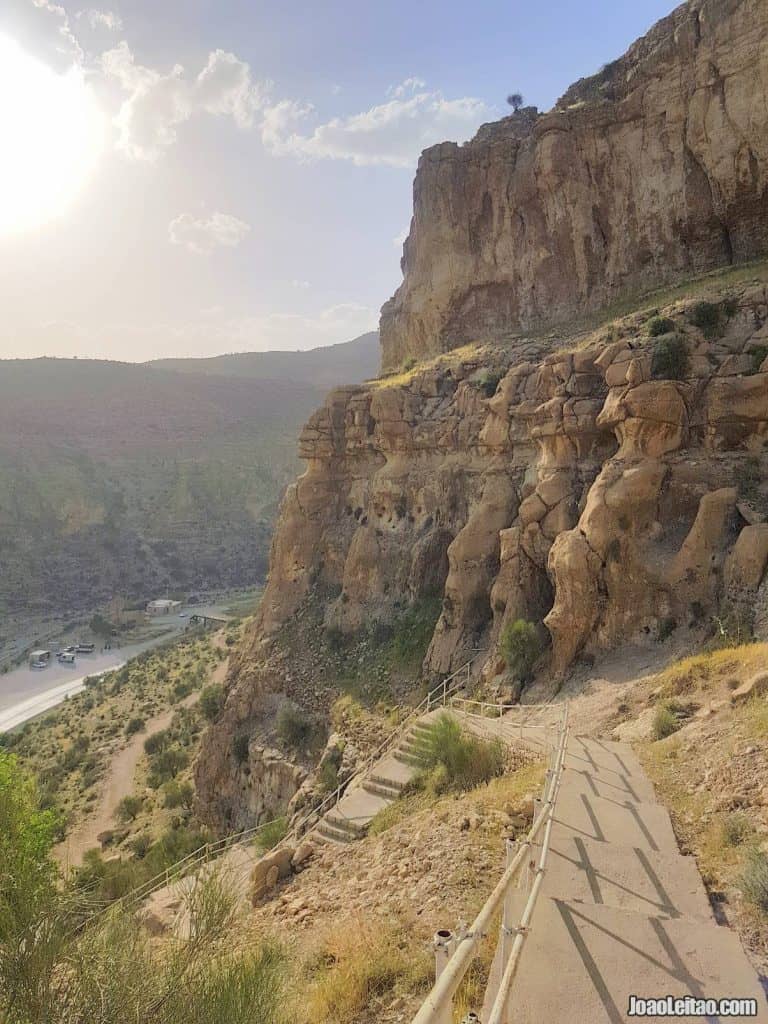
[77,9,122,31]
[261,78,493,168]
[387,77,426,99]
[168,211,251,254]
[101,42,270,160]
[3,0,84,69]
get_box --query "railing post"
[500,838,517,963]
[432,930,455,1024]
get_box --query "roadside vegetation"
[0,632,225,836]
[0,751,285,1024]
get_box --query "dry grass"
[370,342,490,390]
[295,919,432,1024]
[655,643,768,698]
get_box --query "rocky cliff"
[380,0,768,371]
[196,0,768,832]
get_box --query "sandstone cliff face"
[380,0,768,371]
[196,0,768,832]
[250,283,768,684]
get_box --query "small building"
[29,650,51,667]
[146,599,182,616]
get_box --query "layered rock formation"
[196,0,768,831]
[380,0,768,370]
[253,286,768,682]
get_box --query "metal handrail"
[103,651,486,915]
[486,716,570,1023]
[409,702,569,1024]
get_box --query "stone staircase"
[314,708,552,845]
[315,717,436,843]
[480,733,768,1023]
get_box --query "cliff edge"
[380,0,768,370]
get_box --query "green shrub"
[651,335,689,380]
[499,619,542,682]
[718,812,751,848]
[318,760,340,794]
[147,746,188,788]
[115,795,143,822]
[413,714,505,793]
[738,848,768,915]
[125,717,145,738]
[402,356,417,373]
[276,703,314,750]
[647,316,675,337]
[143,730,169,756]
[689,297,737,339]
[233,734,250,764]
[199,684,225,723]
[652,701,682,741]
[255,817,288,854]
[163,780,194,810]
[389,596,442,665]
[478,369,503,397]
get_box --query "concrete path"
[482,734,767,1023]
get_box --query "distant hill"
[151,331,380,390]
[0,332,380,617]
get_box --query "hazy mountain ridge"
[0,335,379,615]
[150,331,380,390]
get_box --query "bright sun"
[0,33,104,236]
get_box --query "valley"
[1,1,768,1022]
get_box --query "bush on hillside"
[652,700,682,741]
[115,795,143,823]
[255,817,288,854]
[413,714,505,794]
[125,717,145,738]
[500,619,542,683]
[199,684,225,723]
[739,848,768,916]
[647,316,675,337]
[651,335,689,380]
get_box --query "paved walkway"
[481,734,768,1023]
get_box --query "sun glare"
[0,34,104,236]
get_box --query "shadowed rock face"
[195,0,768,831]
[244,285,768,685]
[380,0,768,371]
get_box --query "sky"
[0,0,676,362]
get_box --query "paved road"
[0,602,229,732]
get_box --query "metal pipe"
[485,723,570,1024]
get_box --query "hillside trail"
[56,647,229,870]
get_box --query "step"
[326,786,392,834]
[497,898,767,1024]
[316,820,356,844]
[362,779,400,800]
[368,752,418,789]
[393,749,424,767]
[541,835,713,921]
[551,789,679,854]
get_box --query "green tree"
[199,684,225,723]
[0,753,60,1018]
[500,619,543,683]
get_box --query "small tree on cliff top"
[507,92,524,112]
